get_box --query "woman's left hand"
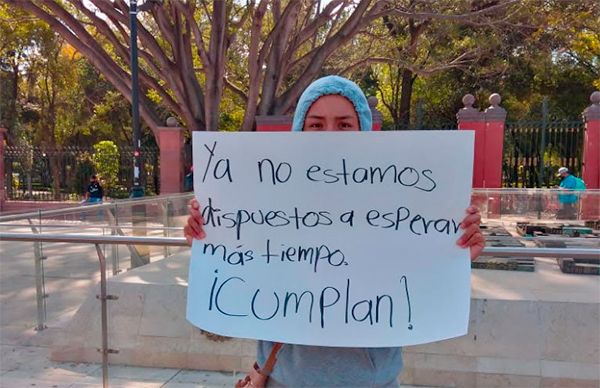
[456,206,485,261]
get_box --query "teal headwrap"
[291,75,372,132]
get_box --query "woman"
[185,76,484,387]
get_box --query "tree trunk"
[241,0,269,131]
[3,65,19,199]
[1,63,20,146]
[204,0,227,131]
[49,152,62,200]
[5,154,13,199]
[398,68,414,129]
[204,70,223,132]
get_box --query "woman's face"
[303,95,360,132]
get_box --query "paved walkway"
[0,223,244,387]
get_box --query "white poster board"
[187,131,474,347]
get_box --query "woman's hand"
[456,206,485,261]
[184,198,206,246]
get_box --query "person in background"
[85,175,104,203]
[557,167,586,220]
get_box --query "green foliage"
[0,4,54,136]
[219,112,243,131]
[87,90,132,142]
[92,141,119,189]
[5,0,599,139]
[108,185,130,199]
[11,174,20,192]
[369,0,599,126]
[72,151,94,194]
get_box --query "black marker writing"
[202,198,335,240]
[201,240,348,273]
[366,207,460,236]
[305,160,437,192]
[201,141,232,183]
[206,273,413,330]
[258,158,293,185]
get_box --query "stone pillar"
[483,93,507,188]
[483,94,507,218]
[582,91,600,189]
[581,91,600,220]
[0,127,6,212]
[457,94,485,188]
[368,96,383,131]
[255,116,292,131]
[458,94,506,217]
[157,117,184,194]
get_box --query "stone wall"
[51,254,600,387]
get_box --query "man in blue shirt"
[85,175,104,203]
[557,167,581,219]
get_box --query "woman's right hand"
[184,198,206,246]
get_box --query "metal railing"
[471,188,600,221]
[0,192,193,221]
[1,231,598,387]
[0,233,188,388]
[0,193,193,330]
[4,189,599,223]
[3,233,599,257]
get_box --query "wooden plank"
[476,224,535,272]
[557,258,600,275]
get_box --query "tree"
[93,140,120,190]
[4,0,237,134]
[230,0,391,130]
[368,0,599,128]
[1,6,124,197]
[370,0,532,128]
[0,3,51,142]
[26,38,88,198]
[4,0,521,135]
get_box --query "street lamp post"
[128,0,161,268]
[129,0,143,198]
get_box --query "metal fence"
[2,115,588,199]
[4,145,160,200]
[381,99,458,131]
[503,120,585,188]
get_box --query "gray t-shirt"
[257,340,403,387]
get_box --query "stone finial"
[484,93,507,121]
[583,91,600,121]
[489,93,501,106]
[166,116,179,127]
[463,94,475,108]
[456,93,483,122]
